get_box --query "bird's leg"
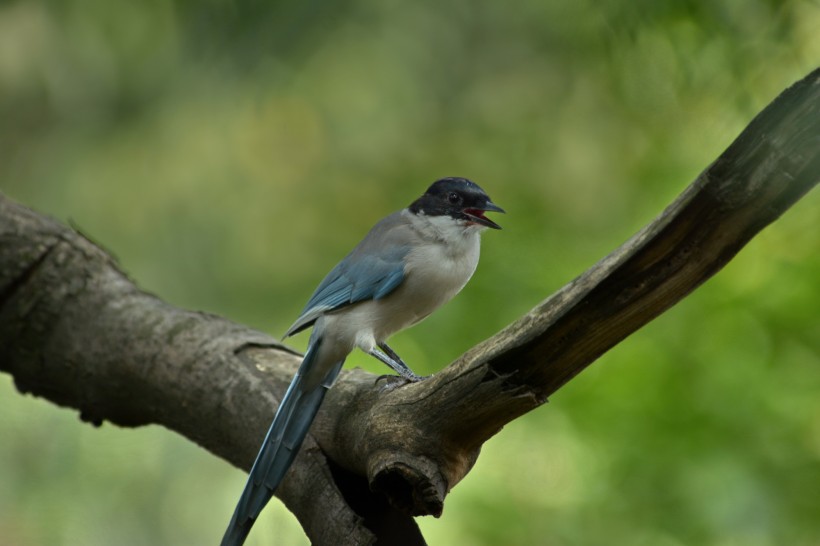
[378,342,412,371]
[367,344,425,382]
[379,342,430,382]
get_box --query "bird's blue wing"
[283,243,409,338]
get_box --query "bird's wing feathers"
[284,212,412,338]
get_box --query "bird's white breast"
[402,213,482,304]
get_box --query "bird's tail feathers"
[220,333,344,546]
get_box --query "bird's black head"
[409,177,505,229]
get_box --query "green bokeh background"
[1,1,819,545]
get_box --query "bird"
[220,177,504,545]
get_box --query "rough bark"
[1,68,818,545]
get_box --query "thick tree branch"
[0,203,384,545]
[1,68,818,544]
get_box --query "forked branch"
[1,68,818,545]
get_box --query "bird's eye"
[447,192,461,205]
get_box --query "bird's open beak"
[464,201,505,229]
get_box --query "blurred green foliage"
[1,0,818,544]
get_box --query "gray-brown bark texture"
[1,68,819,545]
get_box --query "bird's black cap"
[409,177,505,229]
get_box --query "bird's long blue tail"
[220,334,343,546]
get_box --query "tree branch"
[1,68,818,544]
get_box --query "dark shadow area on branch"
[329,459,427,546]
